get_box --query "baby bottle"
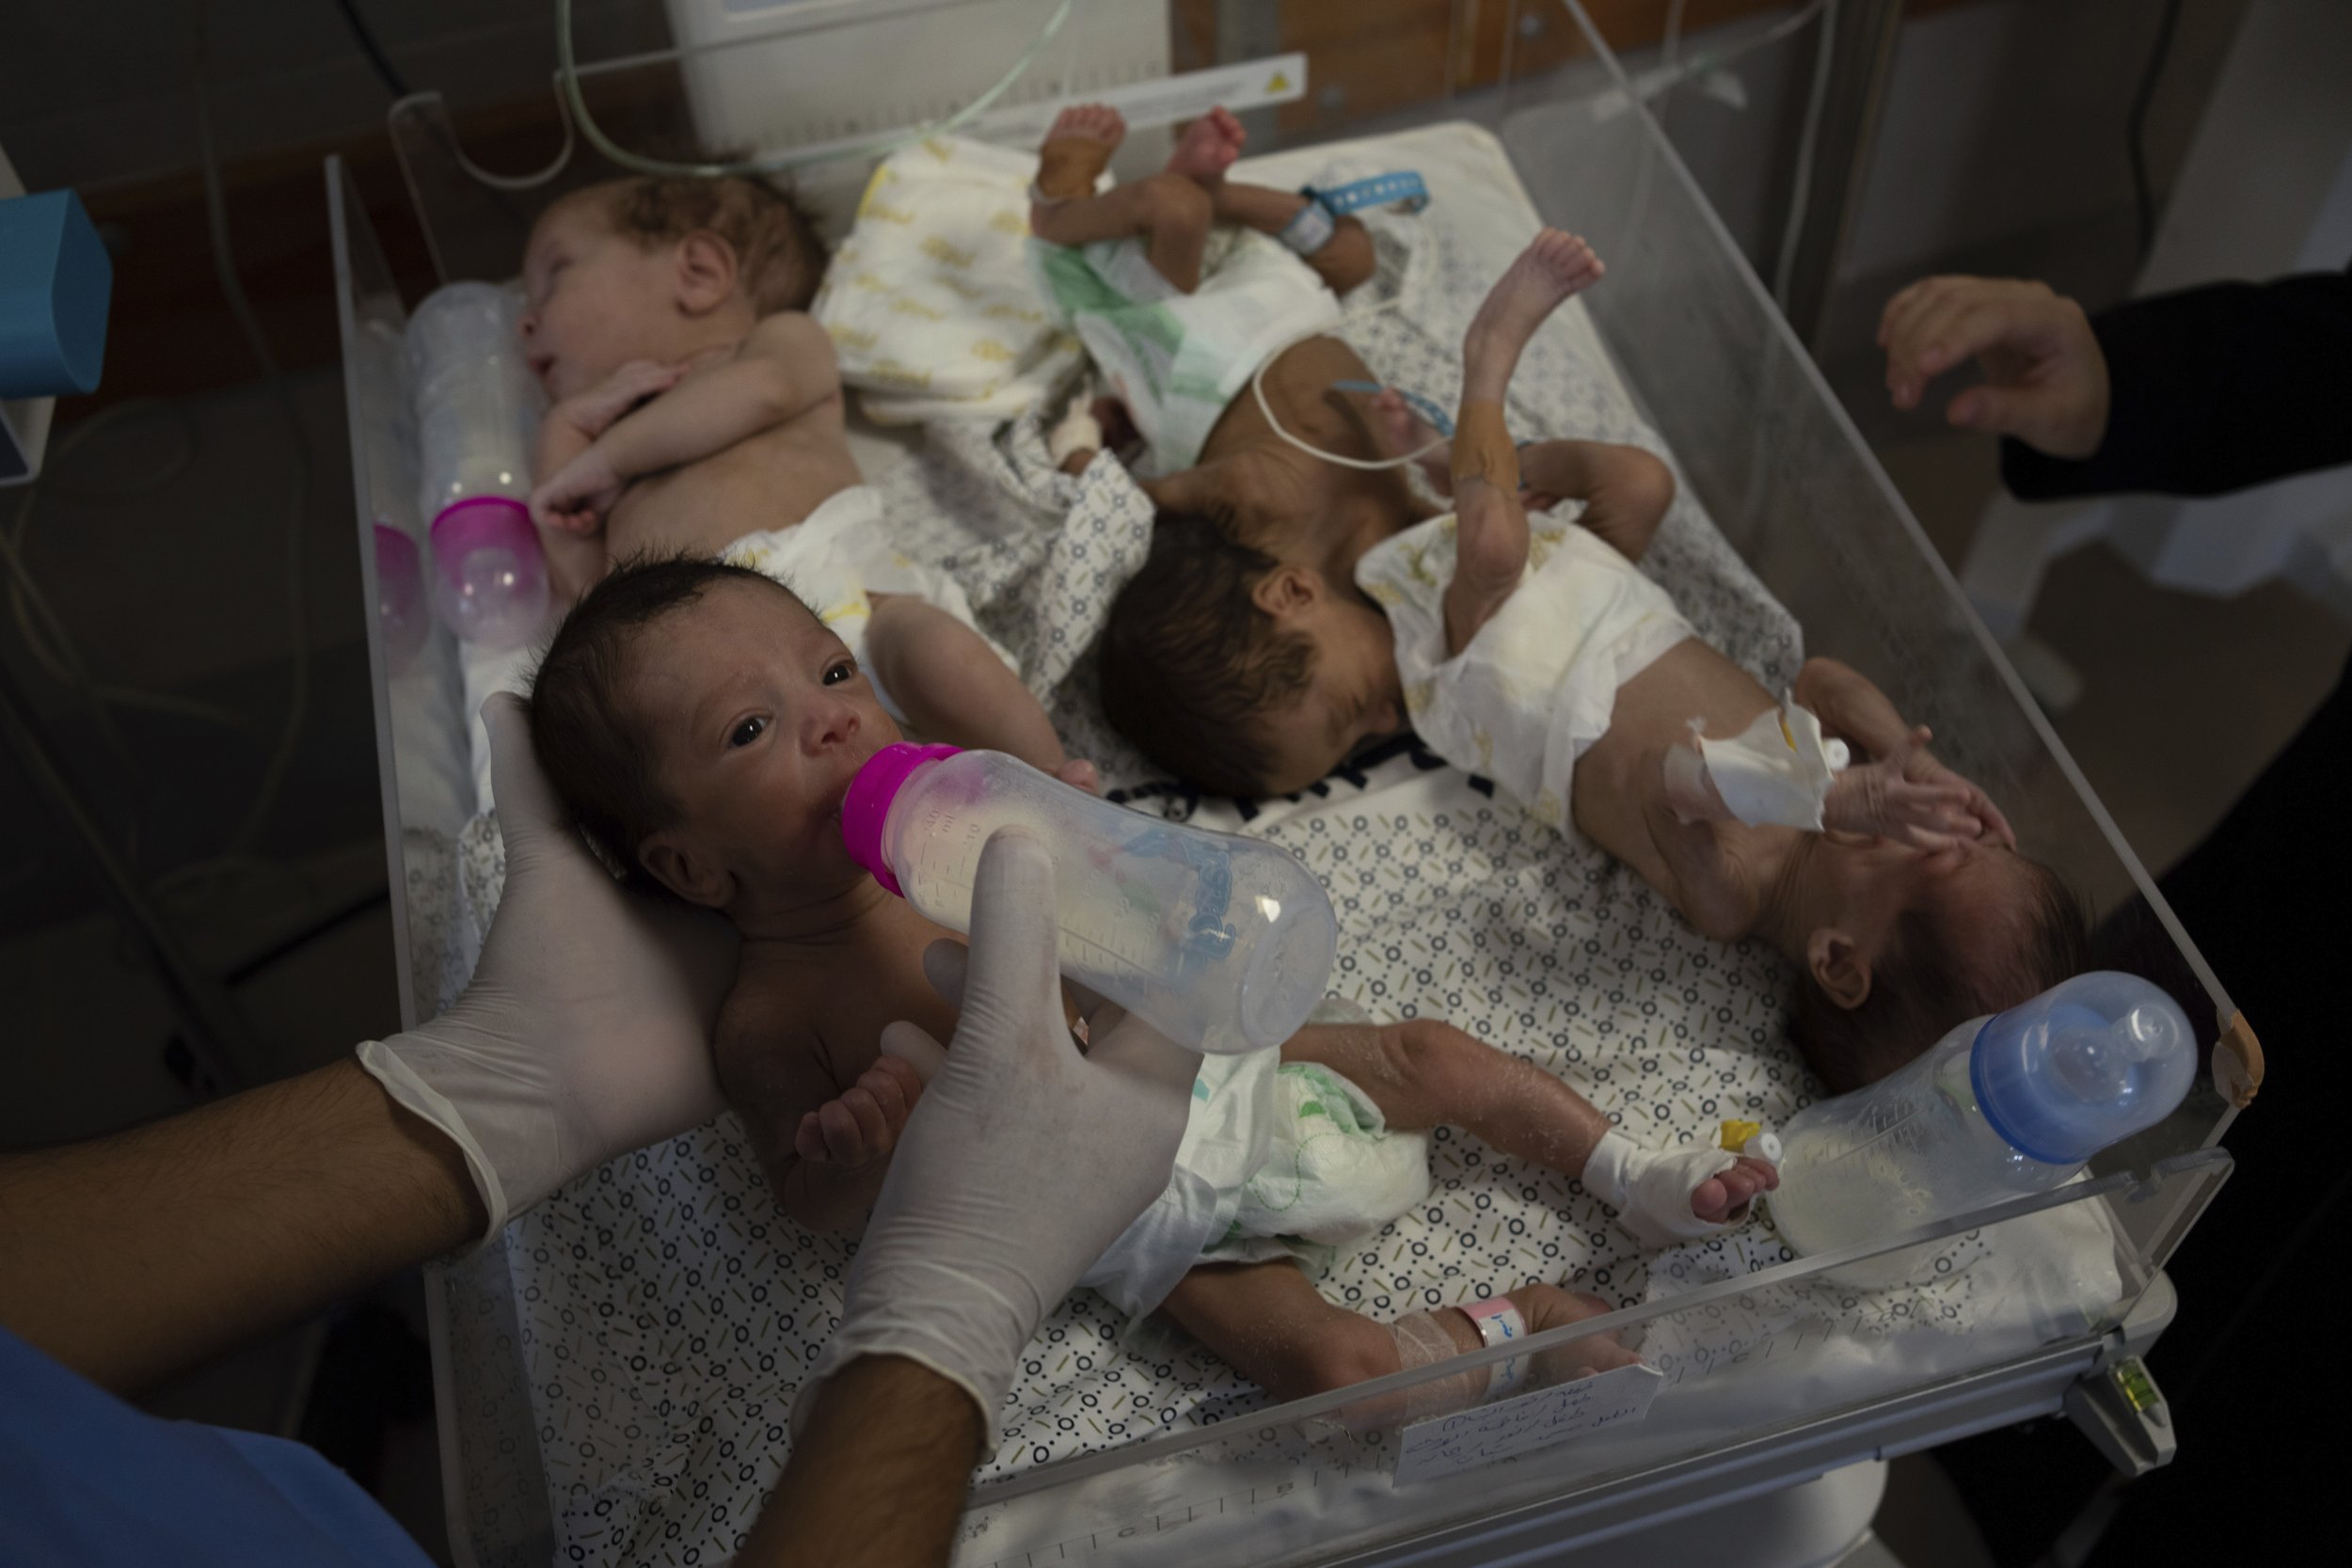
[405,280,549,649]
[840,745,1340,1053]
[1769,971,2195,1280]
[355,319,429,673]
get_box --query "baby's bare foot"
[1468,227,1599,371]
[1035,103,1125,202]
[1167,104,1245,185]
[1688,1154,1779,1226]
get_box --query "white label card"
[1392,1362,1666,1487]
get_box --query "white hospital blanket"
[402,124,2104,1568]
[814,135,1088,425]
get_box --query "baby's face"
[1252,599,1406,797]
[1825,832,2040,954]
[631,581,901,895]
[520,195,678,402]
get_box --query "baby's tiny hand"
[794,1055,926,1168]
[531,449,624,536]
[1823,753,1981,850]
[1055,758,1103,796]
[1891,728,2017,849]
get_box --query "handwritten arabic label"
[1393,1362,1666,1486]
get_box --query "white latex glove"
[358,694,739,1243]
[792,828,1202,1434]
[1586,1130,1762,1247]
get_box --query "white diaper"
[1357,509,1694,833]
[1028,226,1343,475]
[723,483,1015,726]
[1078,1051,1430,1322]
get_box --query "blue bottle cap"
[1969,971,2196,1165]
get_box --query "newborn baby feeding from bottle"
[517,174,1082,781]
[527,558,1776,1409]
[1100,230,2090,1090]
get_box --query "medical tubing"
[195,65,313,860]
[2127,0,2185,261]
[1649,0,1832,115]
[1770,0,1839,309]
[555,0,1077,181]
[335,0,413,100]
[1246,298,1448,473]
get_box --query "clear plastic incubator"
[326,5,2256,1564]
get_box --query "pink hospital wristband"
[1462,1296,1529,1397]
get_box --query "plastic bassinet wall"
[324,5,2245,1565]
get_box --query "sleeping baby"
[1098,230,2090,1091]
[527,555,1776,1412]
[516,174,1081,780]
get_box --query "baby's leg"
[1445,231,1611,631]
[1160,106,1374,292]
[1463,229,1606,405]
[1515,439,1677,562]
[1160,1259,1634,1409]
[1282,1020,1772,1225]
[1213,183,1375,295]
[1029,105,1213,292]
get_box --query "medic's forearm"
[0,1059,483,1394]
[741,1353,984,1568]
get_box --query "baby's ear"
[641,831,734,910]
[1248,565,1320,620]
[674,230,741,316]
[1806,927,1872,1011]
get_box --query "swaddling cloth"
[1028,225,1343,475]
[1077,1051,1430,1321]
[1357,510,1694,833]
[723,483,1016,726]
[813,135,1086,425]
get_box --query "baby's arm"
[866,595,1086,783]
[1790,656,1916,759]
[718,997,918,1233]
[1441,230,1612,654]
[532,314,841,532]
[1517,440,1676,562]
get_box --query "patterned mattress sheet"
[406,123,2122,1568]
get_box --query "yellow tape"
[1719,1119,1762,1153]
[1451,400,1519,492]
[1034,135,1112,203]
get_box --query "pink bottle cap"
[840,742,961,896]
[428,494,533,563]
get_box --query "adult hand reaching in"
[358,694,739,1242]
[1879,276,2111,460]
[790,827,1202,1432]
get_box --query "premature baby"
[1099,230,2089,1089]
[517,175,1079,779]
[528,557,1777,1411]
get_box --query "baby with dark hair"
[527,554,1779,1412]
[516,173,1077,776]
[1099,231,2088,1089]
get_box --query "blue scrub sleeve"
[0,1323,435,1568]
